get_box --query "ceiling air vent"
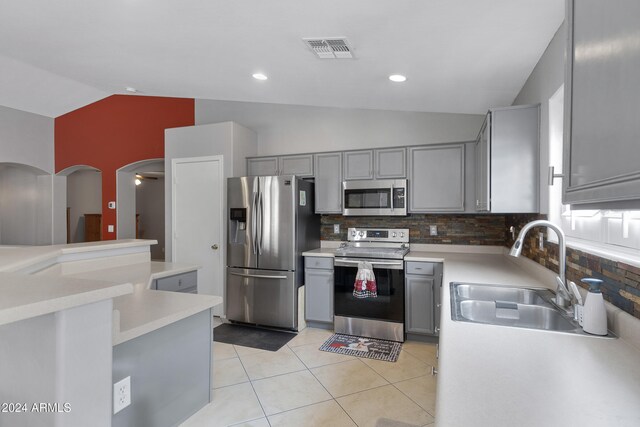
[303,37,353,59]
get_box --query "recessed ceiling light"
[125,87,138,93]
[388,74,407,83]
[252,73,268,81]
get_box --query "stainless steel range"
[334,228,409,342]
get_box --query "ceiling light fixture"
[388,74,407,83]
[125,87,138,93]
[252,73,268,81]
[135,178,142,186]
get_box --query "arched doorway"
[116,159,165,260]
[0,162,52,245]
[57,165,102,243]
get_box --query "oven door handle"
[390,184,394,211]
[334,259,404,268]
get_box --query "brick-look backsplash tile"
[505,214,640,320]
[321,214,506,245]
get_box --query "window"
[549,85,640,254]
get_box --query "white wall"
[67,170,102,243]
[512,22,566,214]
[136,177,165,260]
[0,164,54,245]
[164,121,257,262]
[195,99,484,156]
[0,104,54,173]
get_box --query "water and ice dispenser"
[229,208,247,244]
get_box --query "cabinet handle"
[436,303,441,308]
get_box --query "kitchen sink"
[454,283,552,306]
[450,282,615,337]
[458,300,575,331]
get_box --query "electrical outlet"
[108,225,114,233]
[113,376,131,414]
[538,232,544,249]
[334,224,340,234]
[429,225,438,236]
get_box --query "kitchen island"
[0,240,222,427]
[303,244,640,426]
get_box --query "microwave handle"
[390,184,394,211]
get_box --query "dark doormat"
[319,334,402,362]
[213,323,296,352]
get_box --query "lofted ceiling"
[0,0,564,118]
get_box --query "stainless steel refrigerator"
[226,176,320,330]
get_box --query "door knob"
[211,244,219,250]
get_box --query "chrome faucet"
[509,220,575,311]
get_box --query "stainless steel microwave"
[342,179,407,216]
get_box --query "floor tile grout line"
[389,381,436,421]
[234,348,272,426]
[265,396,336,421]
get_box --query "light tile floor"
[181,327,437,427]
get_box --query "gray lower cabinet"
[408,144,466,212]
[153,271,198,293]
[405,262,442,336]
[314,152,343,213]
[304,257,334,324]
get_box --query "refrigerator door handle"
[251,191,258,254]
[229,272,287,280]
[257,190,264,255]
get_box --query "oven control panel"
[347,228,409,243]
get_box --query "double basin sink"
[451,282,612,336]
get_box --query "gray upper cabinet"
[564,0,640,208]
[475,105,539,213]
[343,150,374,180]
[314,152,343,213]
[408,144,465,212]
[247,157,278,176]
[279,154,314,177]
[375,148,406,179]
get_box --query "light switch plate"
[429,225,438,236]
[108,225,114,233]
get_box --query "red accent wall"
[55,95,195,239]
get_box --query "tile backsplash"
[321,214,506,245]
[505,214,640,320]
[321,213,640,320]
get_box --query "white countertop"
[0,241,222,345]
[0,239,155,273]
[0,272,132,326]
[434,252,640,427]
[302,248,337,258]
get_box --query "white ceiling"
[0,0,564,118]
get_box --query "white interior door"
[172,156,224,315]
